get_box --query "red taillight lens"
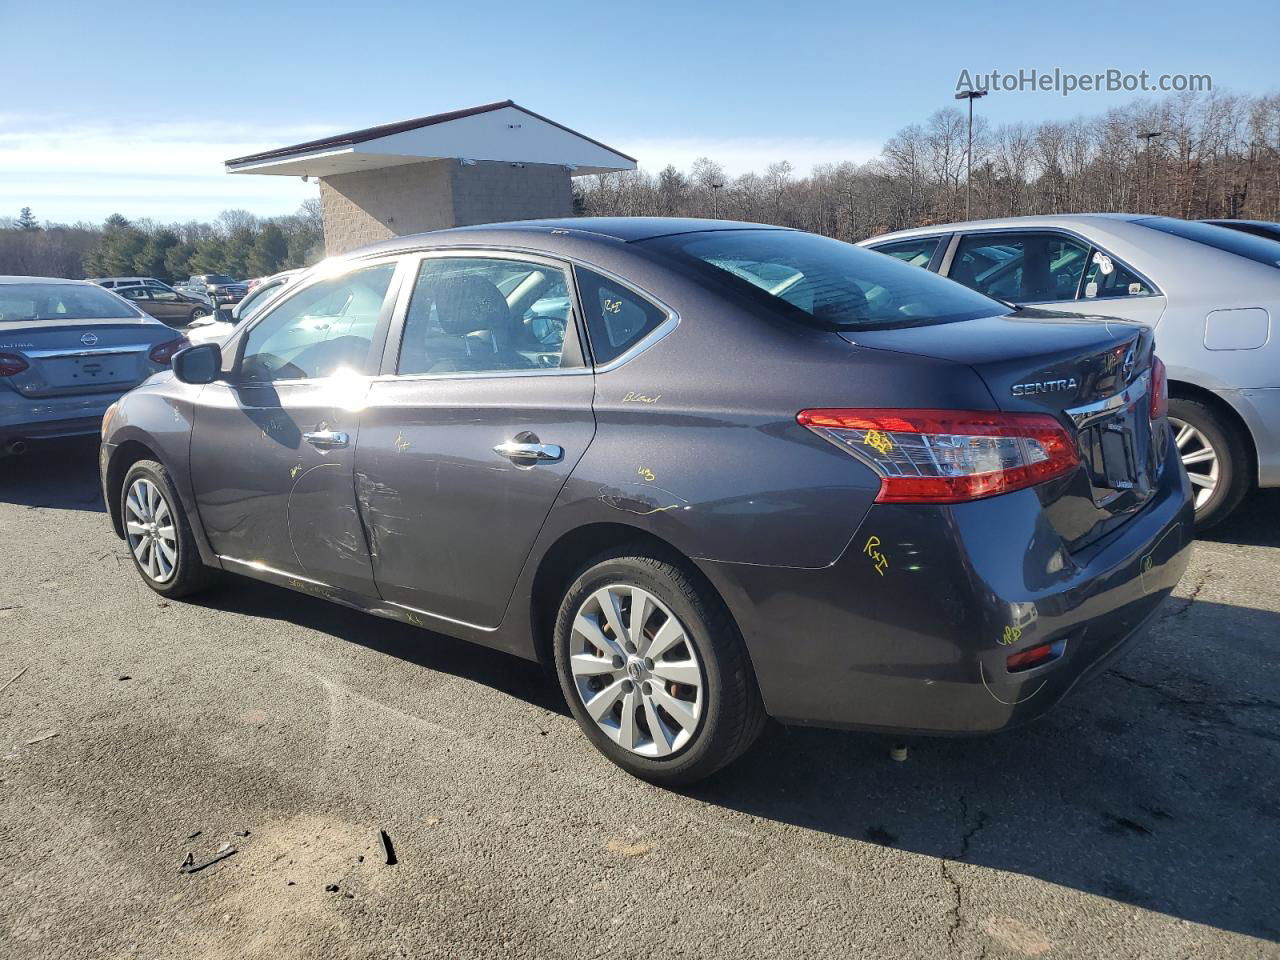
[1150,355,1168,420]
[0,351,29,377]
[148,337,189,366]
[797,408,1080,504]
[1006,642,1060,672]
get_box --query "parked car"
[1201,219,1280,243]
[186,268,305,345]
[860,215,1280,526]
[113,284,212,327]
[101,218,1192,785]
[1,277,188,454]
[186,274,248,305]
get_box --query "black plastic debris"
[325,883,339,893]
[180,847,236,874]
[379,829,397,866]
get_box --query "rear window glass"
[641,229,1005,330]
[0,283,140,321]
[1137,217,1280,269]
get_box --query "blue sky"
[2,0,1276,224]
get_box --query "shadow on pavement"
[8,431,1280,942]
[0,438,104,512]
[1199,488,1280,548]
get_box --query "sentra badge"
[1011,377,1078,397]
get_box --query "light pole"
[1137,130,1165,213]
[710,182,724,219]
[954,89,988,220]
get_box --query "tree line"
[575,90,1280,240]
[0,199,325,282]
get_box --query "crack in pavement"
[1158,569,1212,622]
[1105,671,1280,744]
[941,795,990,956]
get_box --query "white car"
[186,268,305,345]
[861,215,1280,526]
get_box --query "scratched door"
[189,378,377,595]
[354,251,597,629]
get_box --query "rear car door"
[189,259,405,594]
[355,252,596,629]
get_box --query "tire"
[1167,396,1251,529]
[121,459,217,598]
[553,549,765,786]
[189,307,209,323]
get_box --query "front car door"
[355,251,596,630]
[189,258,406,595]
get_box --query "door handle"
[303,429,349,449]
[494,440,563,463]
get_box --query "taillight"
[148,337,189,365]
[1150,355,1168,420]
[797,408,1080,504]
[0,351,29,377]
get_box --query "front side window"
[240,263,396,382]
[872,236,941,269]
[117,287,150,301]
[397,257,573,375]
[641,229,1003,331]
[949,232,1090,303]
[574,267,668,363]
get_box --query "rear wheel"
[1167,396,1251,529]
[553,550,765,786]
[122,460,217,597]
[189,306,209,323]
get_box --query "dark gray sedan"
[100,219,1193,784]
[1,277,188,454]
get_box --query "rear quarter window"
[574,267,668,364]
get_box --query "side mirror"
[171,342,222,384]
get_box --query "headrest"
[433,276,510,337]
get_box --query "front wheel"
[1168,397,1251,529]
[189,307,209,323]
[121,460,217,598]
[553,550,765,786]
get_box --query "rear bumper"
[699,442,1195,735]
[0,390,122,444]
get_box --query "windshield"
[0,283,140,322]
[641,229,1006,330]
[1137,217,1280,269]
[204,275,236,285]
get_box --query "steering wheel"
[241,352,307,382]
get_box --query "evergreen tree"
[248,224,289,276]
[16,207,39,231]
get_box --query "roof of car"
[350,217,793,258]
[0,276,92,285]
[861,214,1151,244]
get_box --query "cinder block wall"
[319,160,573,255]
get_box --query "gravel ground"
[1,438,1278,960]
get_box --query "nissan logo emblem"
[80,332,99,346]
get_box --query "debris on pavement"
[179,852,195,870]
[1,666,29,694]
[325,883,339,893]
[186,831,202,840]
[379,829,397,866]
[179,847,236,874]
[24,731,57,745]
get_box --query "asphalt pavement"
[1,439,1277,959]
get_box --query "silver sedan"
[861,215,1280,526]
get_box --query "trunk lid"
[842,309,1164,549]
[0,319,173,398]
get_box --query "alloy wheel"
[1169,416,1220,510]
[569,584,704,757]
[124,478,179,583]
